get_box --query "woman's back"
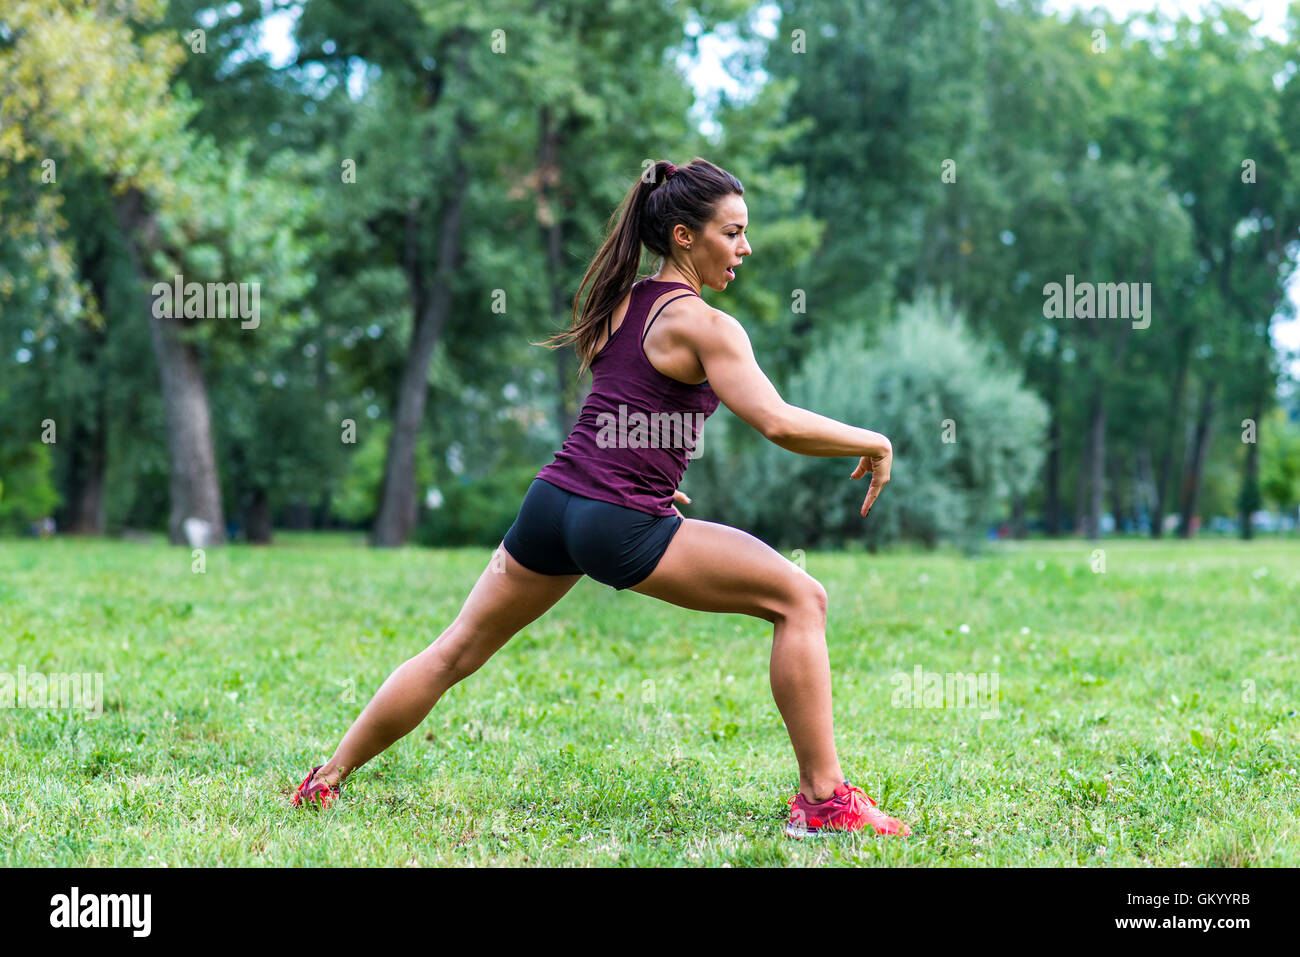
[534,277,721,516]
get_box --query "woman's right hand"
[850,442,892,517]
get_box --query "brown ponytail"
[536,157,743,377]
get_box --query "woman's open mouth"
[725,267,735,280]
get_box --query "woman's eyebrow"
[722,222,747,229]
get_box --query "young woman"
[291,157,910,838]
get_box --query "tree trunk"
[286,501,314,530]
[63,413,106,534]
[244,487,273,544]
[1238,383,1265,540]
[62,245,113,535]
[113,187,225,546]
[146,308,227,546]
[1107,447,1126,534]
[1135,443,1153,532]
[556,349,580,442]
[1072,437,1088,537]
[371,147,472,547]
[62,320,107,534]
[1084,389,1105,539]
[64,422,106,533]
[1151,331,1191,538]
[1044,340,1063,536]
[539,105,581,444]
[313,492,333,530]
[1176,380,1216,538]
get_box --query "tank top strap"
[634,279,702,348]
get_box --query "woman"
[291,158,909,839]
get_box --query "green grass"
[1,535,1296,866]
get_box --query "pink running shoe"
[785,781,910,838]
[290,765,341,809]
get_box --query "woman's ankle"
[314,763,345,788]
[799,773,844,804]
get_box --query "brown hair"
[536,157,744,376]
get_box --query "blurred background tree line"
[2,0,1299,550]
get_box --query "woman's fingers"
[861,471,889,516]
[672,489,690,517]
[851,445,892,517]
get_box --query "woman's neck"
[648,265,700,294]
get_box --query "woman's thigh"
[625,518,825,623]
[438,543,583,677]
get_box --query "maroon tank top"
[535,278,721,516]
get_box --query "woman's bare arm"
[684,305,892,516]
[688,307,891,458]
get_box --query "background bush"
[694,291,1049,550]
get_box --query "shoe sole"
[785,822,840,839]
[784,822,909,839]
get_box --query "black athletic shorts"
[501,478,683,590]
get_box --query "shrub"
[414,463,539,547]
[712,291,1049,549]
[0,441,60,534]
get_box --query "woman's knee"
[426,626,489,682]
[772,574,828,627]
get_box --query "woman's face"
[675,193,751,291]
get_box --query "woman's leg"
[307,543,582,789]
[626,519,843,803]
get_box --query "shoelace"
[787,782,877,812]
[844,783,910,835]
[841,782,878,812]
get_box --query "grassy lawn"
[1,534,1296,866]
